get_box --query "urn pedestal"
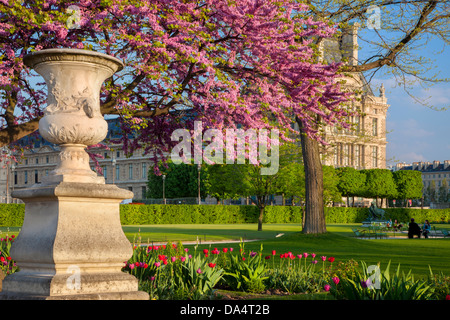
[0,49,148,300]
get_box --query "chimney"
[412,162,419,170]
[444,160,450,170]
[433,160,440,169]
[341,22,360,66]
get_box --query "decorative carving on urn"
[23,49,124,184]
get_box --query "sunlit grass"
[123,223,450,277]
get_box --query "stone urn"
[24,48,121,184]
[0,49,148,300]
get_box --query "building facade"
[319,24,390,170]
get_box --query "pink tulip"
[154,262,161,267]
[324,284,331,292]
[321,256,327,261]
[332,277,340,285]
[171,256,177,263]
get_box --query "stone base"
[1,291,149,300]
[1,182,148,300]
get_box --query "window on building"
[24,171,28,184]
[142,163,147,179]
[129,164,133,180]
[35,158,39,164]
[103,166,107,180]
[354,145,360,168]
[116,165,120,181]
[372,118,378,136]
[343,144,349,166]
[372,146,378,168]
[14,171,17,185]
[142,186,147,199]
[46,155,49,163]
[116,151,120,158]
[35,170,38,183]
[354,116,360,134]
[333,145,339,167]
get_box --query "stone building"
[319,23,390,170]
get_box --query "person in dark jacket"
[408,218,421,238]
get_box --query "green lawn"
[123,223,450,277]
[3,223,449,278]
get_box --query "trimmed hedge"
[0,204,25,227]
[0,203,449,226]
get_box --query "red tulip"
[272,250,276,255]
[328,257,335,263]
[208,263,216,268]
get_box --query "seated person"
[408,218,421,238]
[422,220,431,239]
[393,220,403,231]
[386,219,392,228]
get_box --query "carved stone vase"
[0,49,148,300]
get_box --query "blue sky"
[359,33,449,167]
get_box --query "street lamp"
[111,157,116,184]
[197,163,201,205]
[162,174,166,205]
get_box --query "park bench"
[352,228,375,239]
[440,229,449,238]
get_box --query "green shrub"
[328,261,437,300]
[0,204,25,226]
[1,203,448,226]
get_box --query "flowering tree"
[0,0,353,233]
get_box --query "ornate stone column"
[0,49,148,300]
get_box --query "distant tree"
[147,161,208,199]
[424,180,437,205]
[336,167,366,207]
[393,170,423,207]
[362,169,397,207]
[204,164,245,204]
[438,179,449,203]
[276,161,305,205]
[322,166,342,206]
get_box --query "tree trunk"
[298,120,327,234]
[258,206,264,231]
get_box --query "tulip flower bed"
[121,241,450,300]
[0,235,18,276]
[1,232,449,300]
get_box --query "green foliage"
[0,204,25,226]
[328,261,436,300]
[123,241,224,300]
[336,167,366,206]
[221,243,268,293]
[393,170,423,201]
[322,166,343,205]
[147,160,208,199]
[2,204,449,226]
[361,169,398,202]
